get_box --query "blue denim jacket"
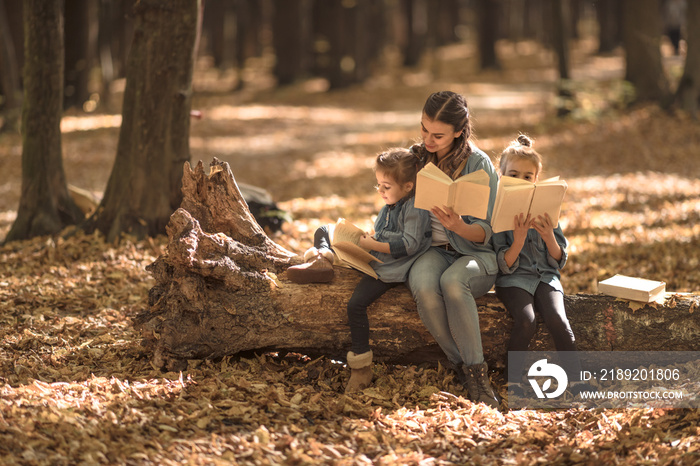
[492,226,568,294]
[446,147,500,275]
[370,196,432,283]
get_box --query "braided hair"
[413,91,473,179]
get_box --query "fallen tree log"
[134,159,700,371]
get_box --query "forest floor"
[1,38,699,464]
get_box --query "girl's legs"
[345,276,398,394]
[288,226,334,284]
[495,286,538,351]
[533,282,581,380]
[313,225,332,251]
[495,286,537,383]
[347,276,399,354]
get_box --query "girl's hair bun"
[516,134,532,147]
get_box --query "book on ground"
[414,163,490,218]
[597,274,666,303]
[491,176,568,233]
[331,218,382,279]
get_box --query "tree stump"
[134,159,700,371]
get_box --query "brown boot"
[462,362,500,409]
[345,350,373,394]
[286,251,334,284]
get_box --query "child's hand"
[512,213,532,245]
[532,213,555,240]
[432,205,463,231]
[533,213,562,261]
[358,234,373,250]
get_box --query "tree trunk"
[271,0,312,86]
[402,0,427,68]
[550,0,571,80]
[4,0,84,244]
[622,0,670,104]
[476,0,501,71]
[134,159,700,372]
[673,0,699,118]
[0,0,22,118]
[84,0,200,242]
[63,0,98,110]
[596,0,622,54]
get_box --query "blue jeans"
[408,247,496,366]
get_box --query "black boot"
[462,362,500,409]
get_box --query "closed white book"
[597,274,666,303]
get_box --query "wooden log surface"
[134,159,700,371]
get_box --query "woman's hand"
[432,205,464,232]
[432,205,486,243]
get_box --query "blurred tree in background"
[0,0,696,242]
[4,0,84,243]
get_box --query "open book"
[331,218,382,279]
[491,176,568,233]
[597,274,666,303]
[414,163,490,218]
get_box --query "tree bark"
[622,0,671,104]
[476,0,501,71]
[4,0,84,244]
[550,0,571,80]
[135,159,700,371]
[0,0,22,117]
[63,0,98,110]
[596,0,622,54]
[83,0,200,242]
[673,0,699,118]
[271,0,312,86]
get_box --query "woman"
[408,91,500,408]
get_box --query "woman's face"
[375,170,413,205]
[420,113,462,159]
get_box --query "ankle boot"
[286,252,334,284]
[345,350,373,394]
[462,362,500,409]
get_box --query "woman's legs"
[408,249,496,366]
[408,249,460,364]
[440,255,496,365]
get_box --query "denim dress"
[369,196,432,283]
[492,226,568,294]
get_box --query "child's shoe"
[286,248,335,284]
[345,350,373,394]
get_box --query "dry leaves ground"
[1,39,700,464]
